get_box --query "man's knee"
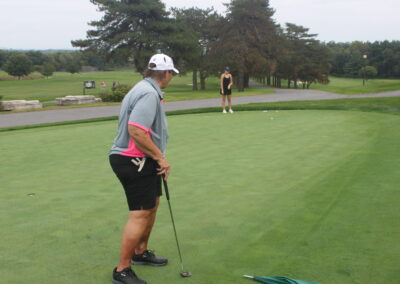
[129,209,153,222]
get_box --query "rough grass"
[0,110,399,284]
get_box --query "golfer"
[220,67,234,113]
[109,53,178,284]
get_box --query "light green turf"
[1,110,399,284]
[310,76,400,94]
[0,70,273,102]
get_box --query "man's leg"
[135,197,160,255]
[116,209,154,271]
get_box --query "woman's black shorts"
[109,154,162,211]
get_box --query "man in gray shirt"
[109,54,179,284]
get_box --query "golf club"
[162,177,192,278]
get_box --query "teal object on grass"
[244,275,321,284]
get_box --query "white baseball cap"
[148,53,179,74]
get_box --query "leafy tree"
[3,54,33,79]
[172,7,221,90]
[82,51,107,70]
[277,23,318,88]
[72,0,175,72]
[210,0,279,91]
[297,41,330,88]
[26,51,50,66]
[40,63,56,78]
[66,60,81,74]
[0,50,11,70]
[359,65,378,79]
[326,40,400,78]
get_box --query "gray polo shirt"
[109,78,168,157]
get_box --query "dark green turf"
[0,110,399,283]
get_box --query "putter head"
[180,271,192,277]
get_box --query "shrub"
[112,84,131,101]
[99,91,114,102]
[99,84,131,102]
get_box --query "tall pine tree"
[72,0,175,72]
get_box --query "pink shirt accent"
[120,122,151,157]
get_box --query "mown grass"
[0,70,273,102]
[1,110,399,284]
[310,76,400,94]
[1,97,400,132]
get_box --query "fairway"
[311,76,400,94]
[0,70,273,102]
[1,110,399,284]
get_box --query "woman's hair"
[143,63,168,80]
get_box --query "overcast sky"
[0,0,399,50]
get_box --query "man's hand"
[156,156,170,180]
[128,125,171,179]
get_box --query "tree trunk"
[200,71,207,90]
[192,70,198,91]
[244,73,249,88]
[288,80,291,88]
[278,78,282,88]
[238,71,245,92]
[294,79,298,89]
[267,76,271,86]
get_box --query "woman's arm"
[228,74,233,89]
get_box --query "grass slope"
[1,111,399,283]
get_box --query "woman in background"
[220,67,234,113]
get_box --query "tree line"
[326,41,400,79]
[1,0,399,88]
[0,49,123,79]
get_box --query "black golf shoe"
[112,267,146,284]
[132,250,168,266]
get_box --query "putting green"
[1,110,399,284]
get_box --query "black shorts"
[109,154,162,211]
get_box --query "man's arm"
[128,124,171,179]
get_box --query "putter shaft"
[162,178,186,272]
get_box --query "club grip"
[162,177,170,200]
